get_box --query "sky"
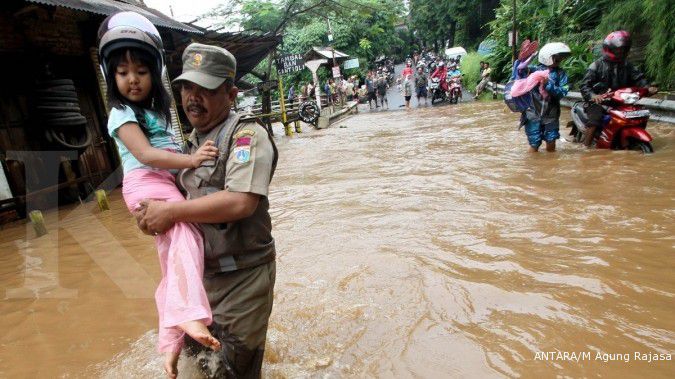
[143,0,227,27]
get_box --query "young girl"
[98,11,220,377]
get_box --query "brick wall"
[0,7,87,56]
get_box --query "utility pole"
[327,17,337,68]
[327,17,338,107]
[512,0,517,61]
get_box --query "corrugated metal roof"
[25,0,202,34]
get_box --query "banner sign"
[343,58,360,70]
[332,66,341,78]
[276,54,305,75]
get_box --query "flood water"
[1,101,674,378]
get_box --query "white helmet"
[98,12,165,82]
[538,42,571,66]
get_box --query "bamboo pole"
[29,210,47,237]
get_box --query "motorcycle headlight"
[620,92,640,104]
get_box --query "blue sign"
[343,58,360,70]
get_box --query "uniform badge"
[193,53,203,67]
[233,146,251,163]
[234,129,256,139]
[233,132,253,164]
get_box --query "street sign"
[276,54,305,75]
[332,66,341,78]
[343,58,360,70]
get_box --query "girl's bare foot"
[164,351,179,379]
[179,321,222,351]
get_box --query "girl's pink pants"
[122,168,212,353]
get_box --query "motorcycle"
[448,76,462,104]
[567,87,654,153]
[429,77,446,105]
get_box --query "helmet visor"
[608,45,629,61]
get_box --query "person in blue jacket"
[524,42,571,152]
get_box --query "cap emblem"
[193,53,203,68]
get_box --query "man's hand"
[592,89,611,104]
[132,204,151,235]
[191,140,219,168]
[138,199,175,235]
[591,94,604,104]
[647,86,658,96]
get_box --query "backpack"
[503,80,534,113]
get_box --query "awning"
[304,47,350,62]
[24,0,202,34]
[444,46,468,58]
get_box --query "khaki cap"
[173,43,236,90]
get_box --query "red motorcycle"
[568,87,653,153]
[448,76,462,104]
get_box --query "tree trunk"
[448,21,456,47]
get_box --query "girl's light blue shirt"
[107,105,181,174]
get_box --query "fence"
[488,83,675,124]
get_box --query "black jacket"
[580,58,648,101]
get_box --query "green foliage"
[485,0,673,89]
[207,0,408,88]
[409,0,499,51]
[461,52,485,92]
[598,0,675,87]
[359,38,372,51]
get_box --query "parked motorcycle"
[567,87,654,153]
[448,76,462,104]
[429,77,446,105]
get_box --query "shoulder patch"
[233,145,251,164]
[234,129,256,139]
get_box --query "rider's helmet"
[97,11,164,83]
[602,30,631,62]
[538,42,571,66]
[438,61,445,67]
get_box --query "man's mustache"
[187,103,206,113]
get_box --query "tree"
[204,0,408,83]
[409,0,499,50]
[485,0,674,89]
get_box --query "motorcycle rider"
[447,63,461,80]
[447,63,462,101]
[401,60,414,79]
[431,61,449,92]
[579,31,658,147]
[523,42,571,152]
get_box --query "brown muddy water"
[1,101,674,378]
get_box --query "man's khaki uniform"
[178,111,278,378]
